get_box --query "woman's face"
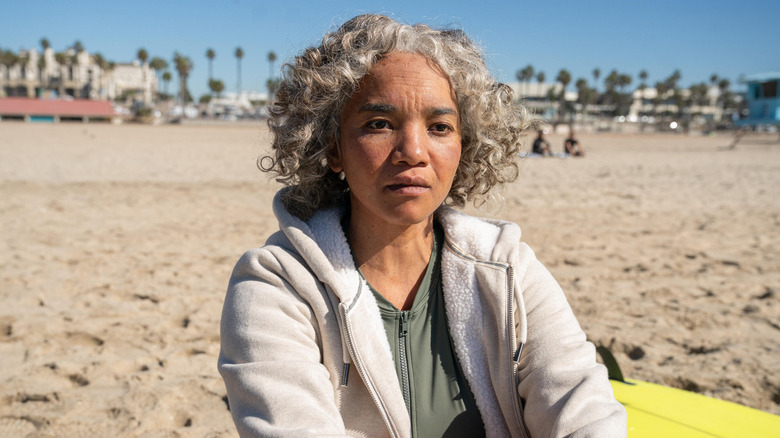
[330,52,462,231]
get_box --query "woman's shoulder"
[436,206,534,265]
[229,230,307,281]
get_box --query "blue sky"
[3,0,779,98]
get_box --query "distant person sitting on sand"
[532,129,551,156]
[564,130,585,156]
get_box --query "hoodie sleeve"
[516,255,627,438]
[218,248,350,437]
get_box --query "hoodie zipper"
[339,296,397,438]
[507,265,530,438]
[398,310,412,415]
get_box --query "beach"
[1,122,778,436]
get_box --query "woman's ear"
[327,138,342,173]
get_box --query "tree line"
[516,64,740,123]
[2,39,741,120]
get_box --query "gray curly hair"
[263,13,531,219]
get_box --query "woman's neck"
[348,215,434,310]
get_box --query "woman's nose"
[392,125,429,166]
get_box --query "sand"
[1,122,778,436]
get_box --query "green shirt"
[354,223,486,438]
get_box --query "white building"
[1,48,157,104]
[627,87,724,122]
[105,61,157,104]
[206,90,269,118]
[507,80,728,124]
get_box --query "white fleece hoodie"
[218,190,627,437]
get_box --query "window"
[761,80,778,99]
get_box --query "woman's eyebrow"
[358,103,457,117]
[429,107,457,117]
[358,103,396,113]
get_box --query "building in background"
[0,48,156,105]
[736,72,780,127]
[509,81,732,129]
[104,61,157,104]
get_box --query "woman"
[219,14,625,437]
[532,130,551,156]
[563,130,585,156]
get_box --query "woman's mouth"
[386,184,430,195]
[386,175,431,194]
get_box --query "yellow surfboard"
[612,378,780,437]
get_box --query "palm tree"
[267,50,277,79]
[556,69,572,122]
[93,53,108,70]
[717,78,735,120]
[206,48,216,80]
[54,52,67,66]
[173,52,194,104]
[515,69,524,98]
[709,74,719,87]
[592,68,601,92]
[707,74,719,107]
[162,71,172,98]
[267,77,281,101]
[556,70,571,94]
[87,52,108,99]
[637,70,649,120]
[38,38,51,70]
[662,70,682,119]
[602,69,620,111]
[209,78,225,97]
[535,71,546,103]
[617,74,633,116]
[16,52,29,85]
[653,80,669,120]
[672,88,687,122]
[235,47,244,93]
[522,65,534,82]
[0,50,19,68]
[638,70,648,87]
[516,64,534,98]
[267,51,279,101]
[665,70,681,90]
[149,57,168,72]
[638,70,648,92]
[70,41,84,69]
[689,82,709,108]
[137,48,148,65]
[575,78,590,118]
[149,57,168,98]
[39,39,51,79]
[37,56,46,80]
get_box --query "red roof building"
[0,97,122,123]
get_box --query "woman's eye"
[366,120,390,130]
[431,123,453,133]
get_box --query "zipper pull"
[338,302,353,387]
[513,342,525,362]
[341,363,350,386]
[400,311,409,338]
